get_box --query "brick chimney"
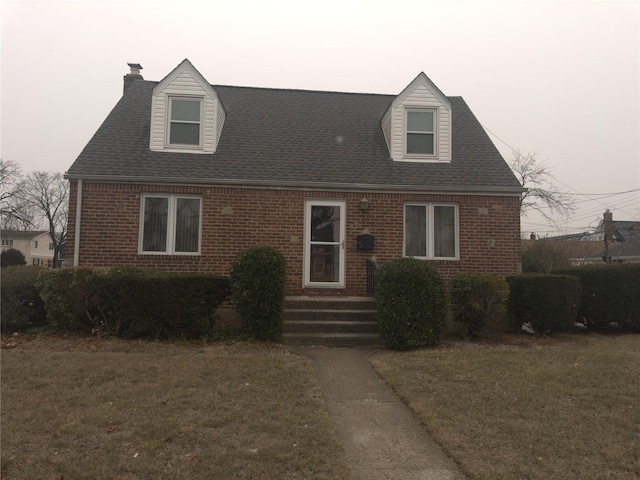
[123,63,143,94]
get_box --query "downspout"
[73,179,83,267]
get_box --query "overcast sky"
[2,0,638,236]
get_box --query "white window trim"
[138,194,203,255]
[404,107,438,160]
[403,203,459,260]
[165,96,203,150]
[302,199,347,289]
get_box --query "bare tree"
[0,158,34,229]
[510,151,575,223]
[15,171,69,267]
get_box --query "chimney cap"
[127,63,143,74]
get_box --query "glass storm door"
[304,200,346,288]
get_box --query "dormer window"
[168,97,202,147]
[406,109,436,156]
[381,73,451,162]
[150,59,225,154]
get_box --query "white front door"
[303,200,346,288]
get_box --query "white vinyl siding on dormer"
[149,60,225,154]
[383,74,451,163]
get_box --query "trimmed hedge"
[507,274,582,334]
[450,272,510,336]
[556,264,640,331]
[36,267,94,332]
[89,267,230,339]
[230,246,286,341]
[376,258,448,350]
[0,266,47,332]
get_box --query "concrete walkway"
[288,347,467,480]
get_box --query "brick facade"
[67,181,521,296]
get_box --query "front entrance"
[303,200,346,289]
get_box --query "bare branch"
[0,158,26,225]
[509,151,575,225]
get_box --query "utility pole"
[603,209,613,263]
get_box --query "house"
[596,210,640,263]
[64,59,524,296]
[596,236,640,263]
[1,230,55,267]
[526,210,640,266]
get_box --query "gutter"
[63,174,526,197]
[73,179,82,267]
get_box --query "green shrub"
[0,266,46,332]
[36,267,94,332]
[89,267,230,339]
[230,246,286,341]
[507,274,582,334]
[556,264,640,331]
[450,272,510,336]
[376,258,448,350]
[1,248,27,267]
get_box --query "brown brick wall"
[66,181,521,295]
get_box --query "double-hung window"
[406,109,436,155]
[139,195,202,255]
[404,204,458,259]
[168,97,202,147]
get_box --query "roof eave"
[64,173,525,196]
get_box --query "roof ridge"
[135,78,394,98]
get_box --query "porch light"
[360,197,369,211]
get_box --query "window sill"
[150,146,208,154]
[405,256,459,262]
[396,155,448,163]
[137,253,201,258]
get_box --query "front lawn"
[370,334,640,479]
[1,336,349,480]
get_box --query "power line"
[482,122,639,210]
[573,191,639,204]
[568,188,640,197]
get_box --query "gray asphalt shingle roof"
[67,79,523,193]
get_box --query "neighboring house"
[64,59,524,296]
[31,232,57,267]
[528,210,640,265]
[1,230,55,266]
[589,220,640,243]
[596,236,640,264]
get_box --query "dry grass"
[1,335,349,480]
[370,333,640,479]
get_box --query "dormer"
[149,59,225,154]
[381,73,452,163]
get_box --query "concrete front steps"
[282,296,379,347]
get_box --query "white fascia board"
[63,174,526,196]
[152,59,222,107]
[391,72,451,110]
